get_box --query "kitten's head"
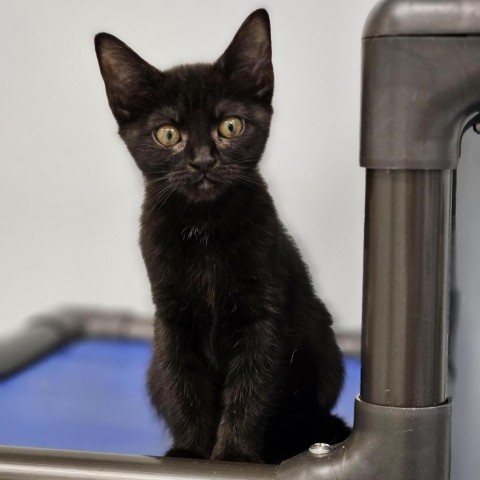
[95,9,273,204]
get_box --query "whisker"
[148,183,177,215]
[148,175,173,184]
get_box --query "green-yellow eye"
[154,125,181,147]
[218,117,244,139]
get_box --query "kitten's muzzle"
[189,157,216,173]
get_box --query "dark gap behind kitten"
[95,9,350,464]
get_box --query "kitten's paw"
[165,447,208,460]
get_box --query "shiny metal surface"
[0,323,73,379]
[308,443,333,456]
[364,0,480,38]
[0,446,278,480]
[278,398,451,480]
[0,308,154,379]
[361,170,453,407]
[361,36,480,170]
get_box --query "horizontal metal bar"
[0,323,76,379]
[0,446,278,480]
[0,308,154,379]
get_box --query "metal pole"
[0,446,277,480]
[361,170,453,407]
[0,308,154,379]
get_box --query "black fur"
[95,9,350,464]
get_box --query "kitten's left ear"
[217,9,274,103]
[95,33,160,125]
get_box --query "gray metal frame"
[0,308,153,379]
[4,0,480,477]
[0,445,278,479]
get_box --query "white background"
[0,0,370,334]
[0,1,478,478]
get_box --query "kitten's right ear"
[95,33,160,124]
[217,9,274,103]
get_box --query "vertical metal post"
[281,1,480,478]
[361,170,453,407]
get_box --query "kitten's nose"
[189,157,216,173]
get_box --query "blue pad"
[0,339,360,455]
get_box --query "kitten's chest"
[146,219,268,368]
[161,235,234,364]
[183,248,222,311]
[157,224,232,306]
[144,215,258,316]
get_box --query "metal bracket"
[361,0,480,169]
[278,397,451,480]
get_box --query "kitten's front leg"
[211,318,281,463]
[148,321,218,460]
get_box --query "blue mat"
[0,339,360,455]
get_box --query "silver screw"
[308,443,334,456]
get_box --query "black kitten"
[95,9,349,464]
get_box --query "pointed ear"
[95,33,160,124]
[217,9,274,103]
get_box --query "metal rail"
[0,446,277,480]
[0,308,153,378]
[361,170,452,407]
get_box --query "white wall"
[0,0,375,334]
